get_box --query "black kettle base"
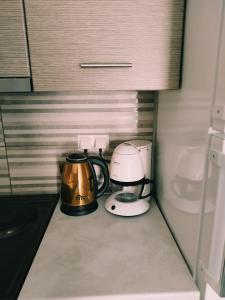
[60,201,98,216]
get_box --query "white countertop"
[19,197,200,300]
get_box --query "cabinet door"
[0,0,30,77]
[25,0,184,91]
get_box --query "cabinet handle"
[80,63,132,68]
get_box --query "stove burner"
[0,194,58,300]
[0,206,37,239]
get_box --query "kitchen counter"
[19,197,200,300]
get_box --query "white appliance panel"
[157,0,224,274]
[197,3,225,298]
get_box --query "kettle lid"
[66,153,86,163]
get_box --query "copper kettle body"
[61,154,109,216]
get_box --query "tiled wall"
[0,91,155,195]
[0,107,11,194]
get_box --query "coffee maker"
[105,140,153,216]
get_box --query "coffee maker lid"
[127,139,152,149]
[66,153,86,163]
[114,142,138,155]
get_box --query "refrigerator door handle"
[199,254,225,297]
[204,147,225,296]
[199,259,221,294]
[221,256,225,296]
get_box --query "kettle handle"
[87,156,109,198]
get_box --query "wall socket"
[78,135,109,150]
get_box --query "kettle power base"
[104,194,150,217]
[60,201,98,216]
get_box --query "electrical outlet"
[78,135,95,150]
[78,135,109,150]
[95,135,109,149]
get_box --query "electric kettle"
[61,153,109,216]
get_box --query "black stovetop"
[0,194,59,300]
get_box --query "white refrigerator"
[156,0,225,299]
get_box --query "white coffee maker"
[105,140,153,216]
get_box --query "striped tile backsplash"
[0,108,11,194]
[0,91,155,195]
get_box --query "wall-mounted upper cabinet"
[0,0,31,92]
[25,0,185,91]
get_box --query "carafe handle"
[87,156,109,198]
[139,178,154,199]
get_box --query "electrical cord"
[98,148,110,163]
[84,149,88,157]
